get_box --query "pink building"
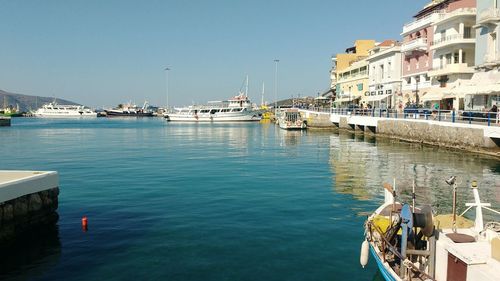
[400,0,476,108]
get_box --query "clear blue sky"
[0,0,427,108]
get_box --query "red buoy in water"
[82,216,88,231]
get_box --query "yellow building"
[333,40,376,106]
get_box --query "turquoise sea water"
[1,118,499,281]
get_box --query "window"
[462,52,466,63]
[464,27,472,39]
[380,64,384,80]
[357,83,363,91]
[438,76,449,88]
[453,53,459,64]
[388,62,392,79]
[446,53,452,64]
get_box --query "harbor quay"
[0,171,59,244]
[300,108,500,155]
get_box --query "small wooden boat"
[361,177,500,281]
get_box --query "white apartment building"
[427,5,477,110]
[365,40,402,109]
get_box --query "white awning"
[361,94,391,102]
[421,91,445,101]
[448,71,500,96]
[333,96,360,103]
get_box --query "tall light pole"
[274,59,279,113]
[415,75,420,106]
[164,67,171,112]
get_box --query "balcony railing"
[401,80,431,91]
[434,8,476,24]
[402,11,440,35]
[430,33,475,49]
[428,63,474,76]
[477,8,500,25]
[401,37,428,53]
[484,53,500,63]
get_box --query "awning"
[448,71,500,96]
[333,96,360,103]
[450,84,500,96]
[421,91,445,101]
[315,96,330,100]
[361,94,391,102]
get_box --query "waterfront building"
[333,40,376,106]
[401,1,442,107]
[427,0,477,110]
[364,40,402,109]
[475,0,500,71]
[450,0,500,110]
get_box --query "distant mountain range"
[0,89,78,112]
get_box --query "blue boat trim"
[369,243,397,281]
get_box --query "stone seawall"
[0,187,59,243]
[377,120,498,150]
[301,110,334,128]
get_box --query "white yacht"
[164,77,261,122]
[33,102,97,118]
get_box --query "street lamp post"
[274,59,279,114]
[415,75,420,106]
[164,67,171,112]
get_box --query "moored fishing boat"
[278,108,306,130]
[33,102,96,118]
[103,101,154,117]
[361,177,500,281]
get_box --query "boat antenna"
[445,176,458,232]
[412,180,416,212]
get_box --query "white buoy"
[360,240,369,268]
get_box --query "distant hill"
[0,89,79,112]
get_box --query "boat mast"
[261,82,265,106]
[245,75,249,98]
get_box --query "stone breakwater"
[0,187,59,243]
[0,171,59,244]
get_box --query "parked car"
[461,111,497,122]
[403,105,431,115]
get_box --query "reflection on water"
[0,223,61,280]
[329,131,500,219]
[0,118,498,281]
[279,129,306,147]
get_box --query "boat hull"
[104,111,154,117]
[164,113,261,122]
[33,113,97,118]
[278,121,307,130]
[369,243,400,281]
